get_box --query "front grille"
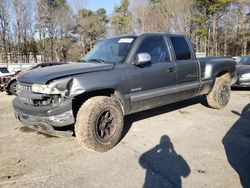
[17,82,61,106]
[17,82,36,105]
[18,83,32,92]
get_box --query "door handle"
[167,67,176,73]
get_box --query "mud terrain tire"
[206,74,231,109]
[75,96,124,152]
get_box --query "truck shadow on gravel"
[123,96,207,139]
[139,135,190,187]
[223,104,250,188]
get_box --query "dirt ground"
[0,90,249,188]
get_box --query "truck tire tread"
[206,73,231,109]
[75,96,124,152]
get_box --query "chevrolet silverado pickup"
[13,33,237,152]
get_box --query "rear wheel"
[75,96,124,152]
[206,74,231,109]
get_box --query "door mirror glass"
[133,53,151,66]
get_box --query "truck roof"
[111,32,187,39]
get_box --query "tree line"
[0,0,250,64]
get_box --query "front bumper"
[13,97,75,136]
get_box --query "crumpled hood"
[236,65,250,76]
[18,63,115,84]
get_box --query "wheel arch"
[72,88,125,118]
[6,78,17,88]
[5,78,17,93]
[216,71,230,78]
[208,71,231,94]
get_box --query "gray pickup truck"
[13,33,236,152]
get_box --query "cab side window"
[170,36,192,60]
[137,36,171,64]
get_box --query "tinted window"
[0,68,9,73]
[137,36,170,64]
[170,36,192,60]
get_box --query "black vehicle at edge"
[13,33,237,152]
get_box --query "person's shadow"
[139,135,190,188]
[223,104,250,188]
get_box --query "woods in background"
[0,0,250,64]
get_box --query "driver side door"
[128,36,177,113]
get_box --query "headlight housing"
[32,84,60,94]
[241,73,250,78]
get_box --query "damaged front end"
[13,78,85,137]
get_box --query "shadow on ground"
[122,96,207,139]
[231,87,250,91]
[223,104,250,188]
[139,135,190,187]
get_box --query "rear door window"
[170,36,192,60]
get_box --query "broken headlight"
[32,84,60,94]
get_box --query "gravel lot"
[0,90,249,188]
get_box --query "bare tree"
[76,8,108,55]
[13,0,36,63]
[130,0,191,34]
[1,0,250,65]
[53,5,74,61]
[0,0,10,64]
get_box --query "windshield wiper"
[87,58,105,64]
[77,59,86,63]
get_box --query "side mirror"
[133,53,151,66]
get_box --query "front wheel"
[206,74,231,109]
[75,96,124,152]
[6,80,17,95]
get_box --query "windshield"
[83,37,136,64]
[237,56,250,65]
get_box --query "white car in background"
[0,67,14,92]
[0,67,12,77]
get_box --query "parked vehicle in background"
[13,33,236,152]
[0,76,11,92]
[0,67,13,77]
[0,67,13,92]
[233,55,250,87]
[4,62,68,95]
